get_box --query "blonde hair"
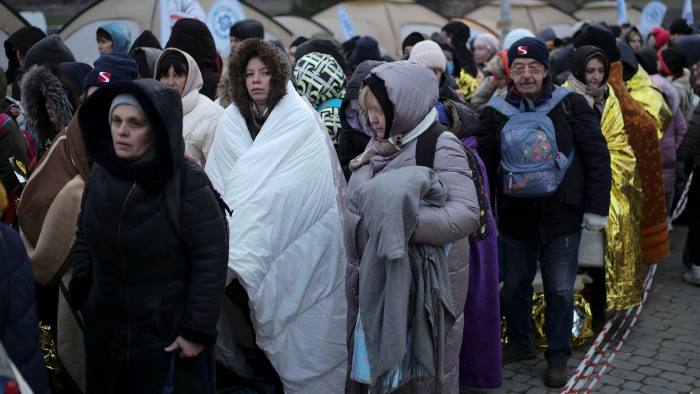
[358,85,381,112]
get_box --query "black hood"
[617,39,639,81]
[22,35,75,71]
[229,19,264,40]
[550,44,574,85]
[636,47,658,75]
[571,45,610,85]
[165,18,217,72]
[79,79,184,185]
[295,38,348,73]
[673,35,700,67]
[4,26,45,84]
[129,30,162,53]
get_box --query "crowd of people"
[1,11,700,394]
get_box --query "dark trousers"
[502,231,580,363]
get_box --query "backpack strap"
[0,230,9,338]
[485,96,520,117]
[317,98,343,112]
[415,122,445,169]
[535,86,571,114]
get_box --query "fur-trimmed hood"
[227,38,289,121]
[20,65,76,150]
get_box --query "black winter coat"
[476,83,611,242]
[70,79,228,392]
[0,223,50,394]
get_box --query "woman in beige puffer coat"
[156,47,223,167]
[345,60,481,393]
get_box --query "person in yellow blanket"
[565,46,646,313]
[626,64,673,140]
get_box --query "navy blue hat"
[349,36,381,67]
[83,52,138,92]
[507,37,550,69]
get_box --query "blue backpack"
[486,86,574,198]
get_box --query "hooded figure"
[0,184,51,394]
[338,60,385,179]
[442,21,478,77]
[294,38,349,75]
[18,51,139,392]
[155,48,223,167]
[166,18,220,100]
[346,61,480,393]
[22,34,75,72]
[96,22,132,54]
[129,30,163,79]
[3,26,46,99]
[293,52,347,146]
[622,25,644,52]
[229,19,265,41]
[205,39,348,393]
[20,64,78,158]
[574,25,669,263]
[69,79,229,393]
[565,45,646,311]
[349,36,382,67]
[129,30,162,52]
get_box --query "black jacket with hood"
[166,19,220,100]
[69,79,228,391]
[476,76,611,242]
[3,26,46,99]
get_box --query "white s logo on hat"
[517,46,529,55]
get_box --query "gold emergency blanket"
[600,87,646,310]
[456,69,479,100]
[626,67,672,140]
[534,292,593,349]
[500,292,593,349]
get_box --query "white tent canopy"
[58,0,293,65]
[274,15,331,39]
[574,1,642,28]
[466,0,578,40]
[312,0,449,58]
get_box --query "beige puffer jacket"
[156,48,223,167]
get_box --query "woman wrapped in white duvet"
[205,39,348,393]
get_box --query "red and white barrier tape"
[561,264,657,393]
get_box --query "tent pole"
[500,0,511,40]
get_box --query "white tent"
[58,0,293,64]
[574,1,642,27]
[0,1,29,70]
[312,0,450,57]
[274,15,332,39]
[466,0,578,39]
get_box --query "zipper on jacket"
[118,182,136,360]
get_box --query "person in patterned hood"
[293,52,347,148]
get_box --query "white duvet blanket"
[205,82,348,393]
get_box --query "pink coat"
[651,74,688,194]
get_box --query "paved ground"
[475,227,700,394]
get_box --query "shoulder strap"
[415,122,445,169]
[485,96,520,117]
[535,86,571,114]
[317,98,343,112]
